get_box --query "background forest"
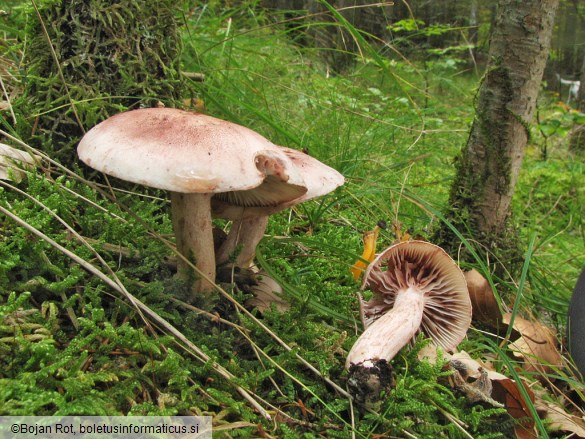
[1,0,585,437]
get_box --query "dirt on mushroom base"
[347,359,395,410]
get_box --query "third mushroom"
[346,240,472,408]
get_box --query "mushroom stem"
[346,286,425,369]
[216,215,269,268]
[170,192,216,297]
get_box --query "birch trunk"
[437,0,559,270]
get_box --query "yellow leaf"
[351,226,381,281]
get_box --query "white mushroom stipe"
[170,192,215,292]
[215,215,269,268]
[345,286,425,370]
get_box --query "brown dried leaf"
[449,352,537,438]
[491,377,537,438]
[535,398,585,438]
[513,425,538,439]
[503,314,563,376]
[450,351,507,381]
[465,269,503,325]
[246,273,289,314]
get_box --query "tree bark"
[20,0,186,166]
[436,0,559,271]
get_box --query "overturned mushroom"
[346,240,471,407]
[214,146,344,269]
[78,108,308,298]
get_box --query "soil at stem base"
[347,359,395,410]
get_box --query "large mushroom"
[346,240,472,407]
[78,108,309,298]
[213,146,344,269]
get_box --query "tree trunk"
[435,0,559,272]
[569,56,585,153]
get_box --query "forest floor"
[1,4,585,438]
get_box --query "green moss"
[0,2,577,435]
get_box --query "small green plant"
[536,105,585,159]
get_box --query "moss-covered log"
[16,0,188,165]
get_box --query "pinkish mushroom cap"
[214,146,344,268]
[78,108,308,203]
[77,108,311,298]
[281,146,345,206]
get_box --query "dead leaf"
[449,351,507,406]
[0,143,41,182]
[465,269,503,325]
[535,398,585,438]
[491,376,537,438]
[449,352,506,379]
[449,352,537,438]
[246,272,289,313]
[503,314,563,377]
[513,425,538,439]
